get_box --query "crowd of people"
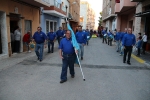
[100,27,147,65]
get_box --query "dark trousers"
[108,39,112,46]
[142,42,147,54]
[102,36,107,43]
[137,48,140,55]
[14,40,20,53]
[48,41,54,52]
[60,54,75,81]
[123,46,132,63]
[57,37,62,45]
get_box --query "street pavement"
[0,38,150,100]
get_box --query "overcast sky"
[81,0,103,29]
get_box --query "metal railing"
[54,0,60,8]
[62,6,66,12]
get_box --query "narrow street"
[0,38,150,100]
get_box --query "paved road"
[0,38,150,100]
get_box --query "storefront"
[0,0,49,57]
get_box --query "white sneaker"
[28,50,31,53]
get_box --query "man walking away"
[76,26,87,60]
[47,29,56,53]
[32,27,47,62]
[136,36,142,56]
[102,28,107,44]
[14,26,21,53]
[56,27,64,45]
[122,28,136,65]
[142,32,147,54]
[10,29,15,54]
[59,30,77,83]
[115,29,121,52]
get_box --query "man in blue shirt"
[59,30,77,83]
[107,30,113,46]
[47,29,56,53]
[56,27,64,45]
[102,28,107,44]
[122,28,136,65]
[85,29,90,45]
[76,26,87,60]
[33,27,47,62]
[115,29,121,52]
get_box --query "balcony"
[120,0,136,12]
[43,0,66,18]
[19,0,50,7]
[130,0,143,2]
[115,3,120,14]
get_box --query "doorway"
[129,20,133,31]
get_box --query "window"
[25,20,32,33]
[45,20,57,33]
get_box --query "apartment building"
[41,0,68,33]
[80,1,95,30]
[132,0,150,51]
[68,0,80,32]
[0,0,50,58]
[102,0,116,32]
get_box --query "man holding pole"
[59,30,78,83]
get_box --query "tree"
[98,12,102,27]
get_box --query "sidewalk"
[0,42,59,71]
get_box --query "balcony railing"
[54,0,60,8]
[62,6,66,12]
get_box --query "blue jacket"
[102,30,107,35]
[120,32,127,41]
[122,34,136,46]
[108,32,113,39]
[47,32,56,41]
[115,32,121,41]
[76,31,87,44]
[33,31,47,44]
[56,30,64,38]
[136,40,142,48]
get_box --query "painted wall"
[0,0,40,56]
[41,13,60,33]
[80,4,87,29]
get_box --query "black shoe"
[81,57,83,60]
[48,51,50,53]
[60,80,67,83]
[51,51,53,53]
[127,62,131,65]
[37,57,40,60]
[40,59,42,62]
[71,75,75,78]
[123,61,126,63]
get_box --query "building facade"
[80,1,95,30]
[102,0,116,32]
[132,0,150,51]
[0,0,50,59]
[41,0,67,33]
[68,0,80,32]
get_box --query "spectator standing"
[23,31,31,53]
[142,32,147,54]
[14,26,21,53]
[136,36,142,56]
[115,29,121,52]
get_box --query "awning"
[135,10,150,17]
[102,14,116,21]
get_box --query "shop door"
[0,25,2,54]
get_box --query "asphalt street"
[0,38,150,100]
